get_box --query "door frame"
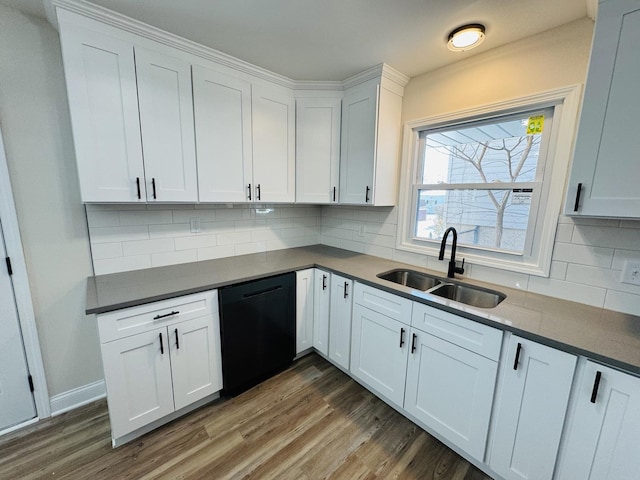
[0,127,51,423]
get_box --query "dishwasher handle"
[243,285,283,299]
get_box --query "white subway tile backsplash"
[149,223,191,239]
[91,242,123,260]
[86,210,120,228]
[120,210,172,226]
[604,290,640,316]
[152,249,198,268]
[552,242,613,268]
[566,264,640,295]
[215,207,252,221]
[197,244,236,261]
[235,241,266,256]
[122,238,175,256]
[90,225,149,244]
[549,261,568,280]
[612,250,640,270]
[172,209,216,223]
[527,276,606,308]
[218,231,251,245]
[174,234,218,251]
[554,223,573,243]
[93,254,151,275]
[572,225,640,250]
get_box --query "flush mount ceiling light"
[447,24,486,52]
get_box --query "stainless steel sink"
[377,269,441,291]
[429,283,506,308]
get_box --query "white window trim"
[396,85,582,277]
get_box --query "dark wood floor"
[0,354,493,479]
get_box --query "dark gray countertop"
[86,245,640,375]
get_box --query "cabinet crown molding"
[49,0,410,91]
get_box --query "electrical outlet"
[621,260,640,286]
[189,217,201,233]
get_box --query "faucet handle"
[455,258,465,275]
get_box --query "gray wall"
[0,5,100,397]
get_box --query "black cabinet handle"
[590,371,602,403]
[365,186,370,203]
[136,177,141,199]
[573,183,582,212]
[411,333,417,353]
[175,328,180,350]
[159,332,164,355]
[343,281,349,298]
[247,183,252,201]
[257,184,261,201]
[333,186,336,202]
[322,274,327,290]
[152,178,157,199]
[399,328,405,348]
[513,342,522,370]
[153,310,179,320]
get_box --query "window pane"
[422,115,543,185]
[415,189,532,252]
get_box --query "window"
[397,87,581,276]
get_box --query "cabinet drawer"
[98,290,218,343]
[411,302,502,361]
[354,282,412,324]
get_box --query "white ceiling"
[3,0,591,80]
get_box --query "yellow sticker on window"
[526,115,544,135]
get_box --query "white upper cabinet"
[251,84,296,203]
[565,0,640,217]
[296,97,342,204]
[58,24,145,202]
[136,48,198,202]
[339,69,406,206]
[193,66,253,202]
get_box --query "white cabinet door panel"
[296,97,341,204]
[404,331,497,461]
[556,361,640,480]
[350,304,408,408]
[313,269,331,356]
[136,48,197,202]
[252,85,295,202]
[193,66,253,202]
[490,336,576,480]
[329,274,353,370]
[170,316,222,411]
[101,327,174,439]
[296,269,314,354]
[58,25,144,202]
[354,282,412,323]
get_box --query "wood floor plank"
[0,354,493,480]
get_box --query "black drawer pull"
[136,177,141,199]
[256,184,261,200]
[153,310,179,320]
[590,371,602,403]
[333,186,336,202]
[322,275,327,290]
[513,342,522,370]
[411,333,417,353]
[343,281,349,298]
[243,285,282,299]
[247,183,252,201]
[573,183,582,212]
[399,328,405,348]
[159,332,164,355]
[175,328,180,350]
[365,186,370,203]
[152,178,157,199]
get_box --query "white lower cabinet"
[555,360,640,480]
[350,303,410,408]
[404,303,502,462]
[328,274,353,370]
[490,335,576,480]
[296,269,315,354]
[98,291,222,444]
[312,269,331,356]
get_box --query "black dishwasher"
[218,272,296,396]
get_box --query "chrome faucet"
[439,227,465,278]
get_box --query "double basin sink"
[377,269,506,309]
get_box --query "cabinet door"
[101,327,174,439]
[296,269,315,354]
[58,25,145,202]
[490,336,576,480]
[170,315,222,411]
[350,304,409,408]
[135,47,197,202]
[404,330,497,461]
[296,97,341,204]
[193,66,253,202]
[313,269,331,356]
[329,274,353,370]
[252,84,295,202]
[556,361,640,480]
[340,82,377,205]
[565,1,640,217]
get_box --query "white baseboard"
[50,379,106,416]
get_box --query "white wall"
[87,204,321,275]
[0,5,101,397]
[322,18,640,316]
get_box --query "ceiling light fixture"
[447,24,486,52]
